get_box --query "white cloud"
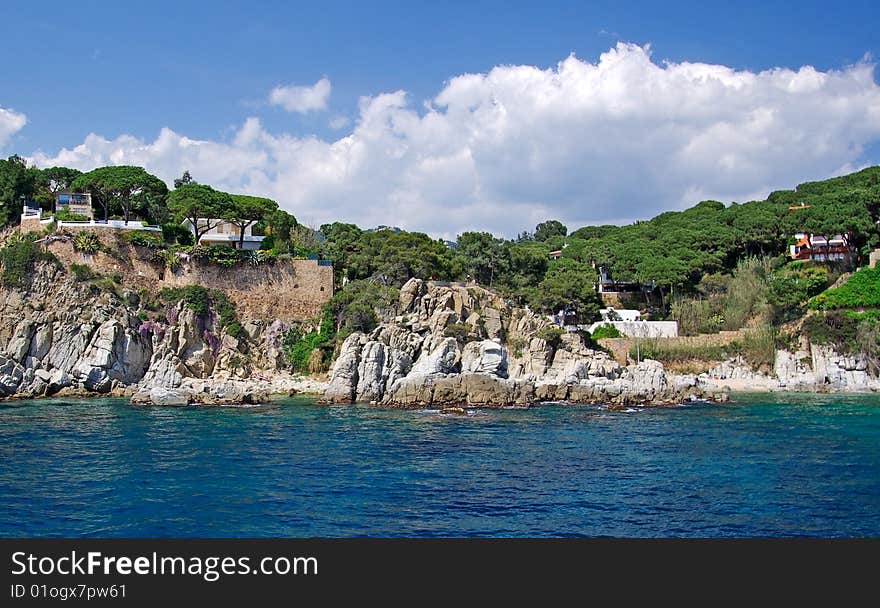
[268,77,331,113]
[328,115,350,130]
[0,106,27,148]
[25,44,880,238]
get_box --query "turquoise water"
[0,394,878,537]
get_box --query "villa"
[55,192,94,220]
[184,219,265,250]
[789,233,850,262]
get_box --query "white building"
[185,219,265,250]
[599,308,641,322]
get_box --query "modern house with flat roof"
[55,192,94,220]
[184,218,265,250]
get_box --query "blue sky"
[2,0,879,236]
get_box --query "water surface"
[1,393,878,537]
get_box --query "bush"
[536,326,565,348]
[283,307,335,372]
[68,263,95,281]
[73,231,101,254]
[162,223,195,246]
[189,244,240,267]
[443,322,473,343]
[55,208,90,222]
[159,285,211,316]
[125,231,165,248]
[590,323,622,340]
[157,286,245,340]
[1,235,56,289]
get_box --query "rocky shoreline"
[1,267,876,408]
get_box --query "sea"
[1,393,878,537]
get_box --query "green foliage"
[189,244,240,267]
[536,326,565,348]
[0,155,40,226]
[166,183,234,242]
[451,231,507,285]
[72,231,102,254]
[808,266,880,310]
[533,258,601,323]
[68,263,95,281]
[70,165,168,223]
[534,220,568,242]
[329,279,398,337]
[226,194,278,246]
[161,223,195,245]
[802,311,880,359]
[125,231,165,248]
[158,285,244,339]
[55,208,90,222]
[443,322,474,343]
[283,307,335,372]
[590,323,622,340]
[630,339,741,364]
[0,234,56,288]
[159,285,212,316]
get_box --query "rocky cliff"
[323,278,716,407]
[0,261,322,404]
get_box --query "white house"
[599,308,641,322]
[184,218,265,250]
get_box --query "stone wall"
[599,330,744,365]
[160,259,333,322]
[43,231,333,323]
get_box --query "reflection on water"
[0,393,878,537]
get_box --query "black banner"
[1,538,875,603]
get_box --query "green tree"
[35,166,83,209]
[227,194,278,248]
[534,258,600,323]
[453,231,507,285]
[266,209,298,250]
[535,219,568,242]
[70,165,168,222]
[173,170,194,189]
[0,155,39,225]
[166,183,234,243]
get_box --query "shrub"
[161,223,195,246]
[443,322,473,343]
[536,326,565,348]
[590,323,622,340]
[68,263,95,281]
[73,231,101,254]
[125,231,165,248]
[189,244,240,267]
[159,285,211,316]
[55,208,90,222]
[1,235,56,289]
[282,307,335,372]
[154,248,183,271]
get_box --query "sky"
[2,0,879,238]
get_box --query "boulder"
[461,339,508,377]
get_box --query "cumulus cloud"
[0,106,27,148]
[26,43,880,238]
[268,77,331,113]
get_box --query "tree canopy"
[166,183,234,242]
[70,165,168,222]
[226,194,278,247]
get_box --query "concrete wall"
[587,320,678,338]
